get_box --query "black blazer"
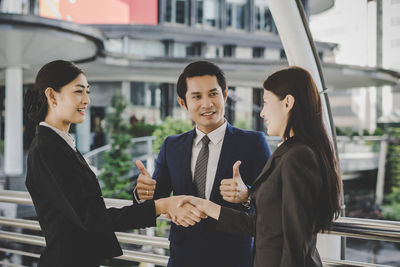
[25,126,157,267]
[217,137,323,267]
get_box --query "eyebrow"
[190,88,218,95]
[75,84,90,89]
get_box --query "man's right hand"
[135,160,156,200]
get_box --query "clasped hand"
[136,160,207,227]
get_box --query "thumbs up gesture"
[219,161,249,203]
[135,160,156,200]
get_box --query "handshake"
[135,160,248,227]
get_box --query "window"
[186,42,204,57]
[166,0,172,22]
[226,0,247,31]
[196,0,219,28]
[164,0,188,25]
[253,47,265,58]
[263,7,276,33]
[255,1,276,33]
[149,84,161,107]
[280,49,286,59]
[223,45,235,57]
[176,0,186,24]
[131,82,146,106]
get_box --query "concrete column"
[76,107,91,153]
[121,81,131,120]
[4,67,23,176]
[121,81,131,104]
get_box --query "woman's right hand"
[177,196,221,220]
[155,196,207,227]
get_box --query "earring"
[53,102,57,108]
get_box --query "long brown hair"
[263,66,341,232]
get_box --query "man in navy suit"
[135,61,271,267]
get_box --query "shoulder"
[29,133,71,162]
[231,126,266,141]
[281,141,319,169]
[160,129,195,148]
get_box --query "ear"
[223,88,228,102]
[44,87,57,107]
[284,94,295,112]
[177,96,188,111]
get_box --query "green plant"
[234,118,251,130]
[131,121,158,137]
[335,126,358,137]
[382,127,400,221]
[99,94,133,200]
[152,117,193,154]
[382,187,400,221]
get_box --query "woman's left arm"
[280,146,322,267]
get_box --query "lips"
[77,107,86,115]
[201,111,216,116]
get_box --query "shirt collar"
[194,120,227,146]
[39,121,76,151]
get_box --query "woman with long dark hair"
[178,66,342,267]
[24,60,203,267]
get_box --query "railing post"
[146,138,155,174]
[144,137,155,267]
[375,135,388,205]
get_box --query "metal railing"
[0,190,399,266]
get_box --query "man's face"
[178,75,227,134]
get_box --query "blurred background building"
[0,0,400,265]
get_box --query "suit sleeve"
[216,206,255,237]
[280,146,322,267]
[30,143,156,234]
[152,137,173,199]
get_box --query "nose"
[201,96,213,108]
[83,91,90,105]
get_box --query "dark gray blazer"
[217,137,323,267]
[26,126,157,267]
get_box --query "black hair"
[177,61,226,105]
[263,66,342,233]
[24,60,84,124]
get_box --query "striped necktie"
[194,135,210,199]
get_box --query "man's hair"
[177,61,226,105]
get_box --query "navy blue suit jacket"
[153,123,271,267]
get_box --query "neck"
[197,119,225,134]
[280,128,295,141]
[44,117,70,133]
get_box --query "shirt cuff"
[133,185,146,204]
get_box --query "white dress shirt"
[39,121,77,152]
[191,121,227,200]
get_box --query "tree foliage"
[99,94,133,199]
[152,117,193,154]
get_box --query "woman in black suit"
[24,60,204,267]
[178,66,342,267]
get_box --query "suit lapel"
[181,129,197,195]
[37,126,94,173]
[251,137,296,189]
[209,123,236,201]
[251,154,275,189]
